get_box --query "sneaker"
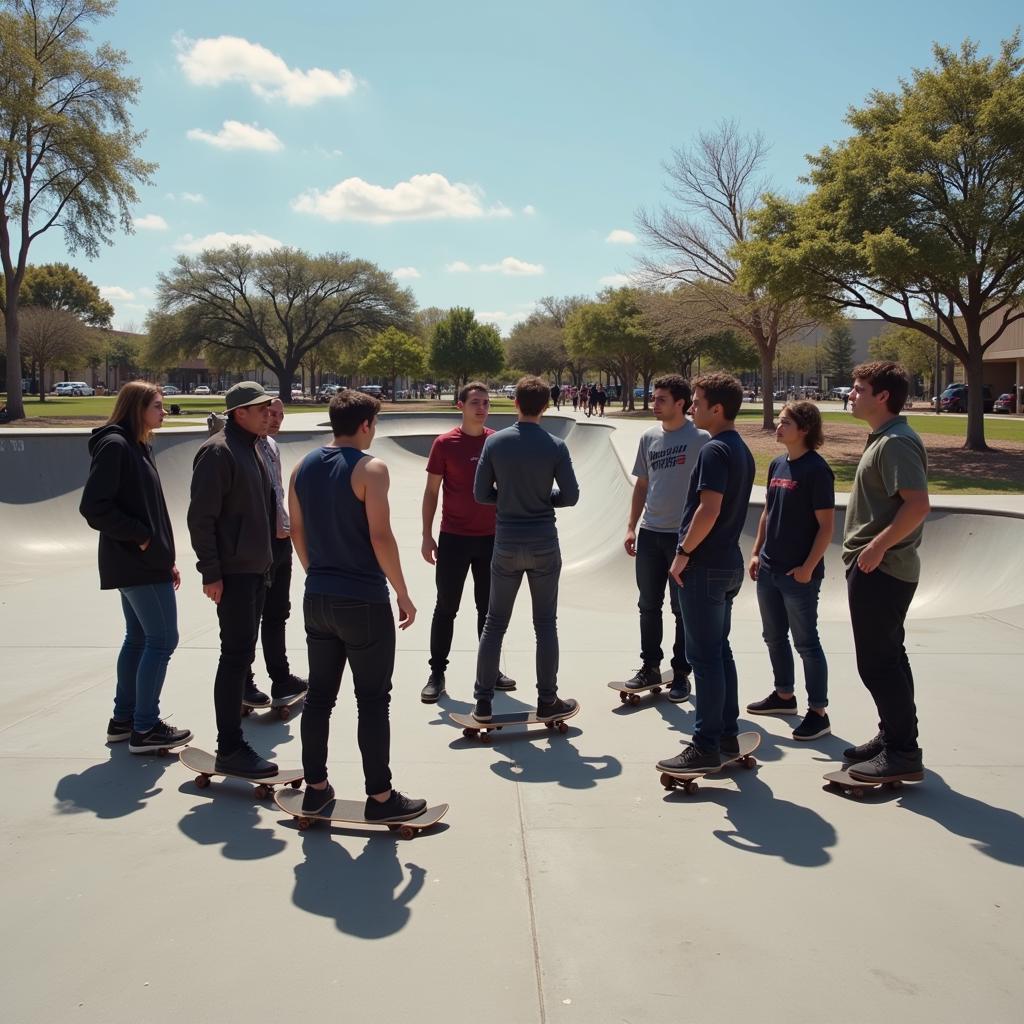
[536,697,578,721]
[667,677,691,703]
[214,742,278,778]
[624,665,662,690]
[364,790,428,823]
[495,671,517,691]
[128,720,193,754]
[656,744,720,773]
[719,735,740,757]
[106,718,132,743]
[472,699,492,723]
[746,692,798,716]
[421,672,445,703]
[793,710,831,741]
[847,749,924,782]
[302,782,335,815]
[243,682,271,707]
[843,731,884,762]
[271,674,308,702]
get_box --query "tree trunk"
[277,365,293,404]
[4,297,25,419]
[963,333,989,451]
[38,360,47,402]
[759,348,774,430]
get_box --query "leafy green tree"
[505,319,566,377]
[870,327,937,395]
[16,263,113,326]
[740,36,1024,450]
[360,327,427,399]
[0,0,155,418]
[429,307,505,388]
[821,324,855,385]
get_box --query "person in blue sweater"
[471,376,580,723]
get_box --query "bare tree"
[636,121,813,428]
[20,306,88,401]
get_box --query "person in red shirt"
[420,382,517,702]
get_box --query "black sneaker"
[106,718,132,743]
[668,677,691,703]
[536,697,578,721]
[271,675,308,702]
[657,744,720,773]
[302,782,335,815]
[472,699,492,723]
[495,671,517,691]
[848,749,924,782]
[243,682,271,707]
[793,710,831,741]
[746,692,798,716]
[843,732,884,762]
[215,742,278,778]
[624,665,661,690]
[720,735,740,757]
[364,790,428,823]
[128,720,193,754]
[421,672,445,703]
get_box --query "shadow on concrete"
[176,785,288,860]
[753,727,858,765]
[53,745,176,819]
[290,831,430,938]
[488,738,623,789]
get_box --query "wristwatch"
[676,544,694,557]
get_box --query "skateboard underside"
[275,790,448,839]
[824,769,922,799]
[450,709,579,741]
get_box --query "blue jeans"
[475,542,561,703]
[114,582,179,732]
[676,564,744,754]
[755,570,828,708]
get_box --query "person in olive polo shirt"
[842,361,931,781]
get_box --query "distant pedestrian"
[550,383,561,410]
[597,385,607,417]
[571,387,579,411]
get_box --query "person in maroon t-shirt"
[420,381,517,702]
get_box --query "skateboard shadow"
[176,786,288,860]
[488,738,623,790]
[53,745,176,820]
[429,692,473,725]
[290,833,428,938]
[751,726,858,765]
[241,714,300,753]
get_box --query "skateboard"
[179,747,304,800]
[658,731,761,794]
[823,768,924,799]
[241,690,305,721]
[608,670,673,707]
[450,703,581,742]
[275,789,448,839]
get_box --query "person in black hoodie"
[80,382,193,754]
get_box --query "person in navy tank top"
[288,390,428,823]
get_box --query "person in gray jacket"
[188,381,278,778]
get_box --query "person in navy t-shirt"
[747,401,835,740]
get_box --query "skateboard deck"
[824,768,924,799]
[241,690,305,721]
[179,747,304,800]
[658,731,761,794]
[608,670,673,706]
[450,703,580,741]
[274,789,448,839]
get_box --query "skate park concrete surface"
[1,410,1022,1024]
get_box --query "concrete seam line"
[516,781,547,1024]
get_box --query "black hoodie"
[79,422,176,589]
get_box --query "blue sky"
[31,0,1020,332]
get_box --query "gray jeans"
[474,541,562,702]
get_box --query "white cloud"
[100,286,135,302]
[606,229,637,244]
[392,266,421,279]
[292,172,512,223]
[445,260,472,273]
[478,309,533,330]
[176,34,357,106]
[480,256,544,276]
[166,192,205,203]
[599,273,632,287]
[134,213,168,230]
[175,231,282,254]
[522,204,537,216]
[187,120,283,152]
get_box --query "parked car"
[993,392,1017,414]
[161,384,181,395]
[830,386,852,400]
[193,385,211,396]
[55,381,95,396]
[358,385,383,397]
[501,384,516,397]
[317,384,341,402]
[939,383,994,413]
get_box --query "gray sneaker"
[843,732,884,762]
[421,673,445,703]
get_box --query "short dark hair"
[329,388,380,436]
[781,400,825,450]
[515,375,550,416]
[692,372,743,420]
[652,374,692,411]
[458,380,489,403]
[852,361,909,414]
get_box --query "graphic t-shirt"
[426,426,497,536]
[760,451,835,579]
[632,422,710,533]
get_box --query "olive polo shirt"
[842,416,928,583]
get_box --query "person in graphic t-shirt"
[420,382,516,702]
[746,401,835,740]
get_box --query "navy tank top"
[294,446,389,603]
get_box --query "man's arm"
[624,477,648,556]
[288,463,308,571]
[790,508,834,583]
[748,505,768,580]
[473,441,498,505]
[362,458,416,629]
[187,445,231,602]
[857,491,930,573]
[551,446,580,507]
[421,472,442,564]
[670,490,723,584]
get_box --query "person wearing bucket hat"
[188,381,279,777]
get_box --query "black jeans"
[429,532,494,673]
[635,528,690,678]
[214,573,268,753]
[301,593,394,795]
[257,537,293,690]
[847,564,920,754]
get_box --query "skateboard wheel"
[297,817,313,831]
[850,787,865,799]
[254,784,271,800]
[619,692,628,703]
[195,774,211,789]
[888,780,903,790]
[479,732,491,743]
[741,756,756,770]
[399,825,416,841]
[557,721,569,735]
[278,707,291,721]
[629,694,641,706]
[290,778,302,789]
[652,686,661,694]
[684,780,699,795]
[660,773,675,790]
[241,705,251,717]
[462,728,475,739]
[544,720,554,729]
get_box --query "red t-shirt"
[426,427,497,536]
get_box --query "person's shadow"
[176,783,288,860]
[291,831,427,938]
[488,736,622,789]
[53,745,175,820]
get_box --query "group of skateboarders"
[80,359,930,824]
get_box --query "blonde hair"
[105,381,162,443]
